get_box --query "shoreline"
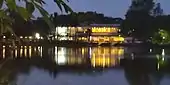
[1,40,170,48]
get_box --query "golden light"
[90,47,124,68]
[92,27,118,33]
[113,37,124,42]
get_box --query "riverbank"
[1,40,170,48]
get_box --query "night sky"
[36,0,170,18]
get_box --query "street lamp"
[35,33,40,39]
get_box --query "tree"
[152,29,170,45]
[152,3,163,17]
[123,0,157,40]
[130,0,155,13]
[0,0,72,38]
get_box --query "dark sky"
[36,0,170,18]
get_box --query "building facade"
[55,24,124,44]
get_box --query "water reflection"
[52,47,124,68]
[1,46,170,85]
[0,45,43,59]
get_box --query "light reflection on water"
[0,46,124,67]
[0,46,170,85]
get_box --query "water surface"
[0,46,170,85]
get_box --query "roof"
[90,24,120,27]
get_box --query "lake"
[0,46,170,85]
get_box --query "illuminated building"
[90,24,124,43]
[55,24,124,44]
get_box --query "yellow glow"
[82,48,85,55]
[92,27,118,33]
[91,36,124,43]
[90,47,124,67]
[113,37,124,42]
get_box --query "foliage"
[51,11,123,26]
[129,0,155,13]
[123,0,165,41]
[12,11,123,36]
[152,3,163,16]
[152,29,170,45]
[0,0,72,37]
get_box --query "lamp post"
[35,33,40,43]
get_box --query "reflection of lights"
[24,47,27,57]
[55,47,67,65]
[29,46,32,57]
[55,46,58,57]
[3,47,5,58]
[162,49,165,56]
[131,53,134,60]
[3,45,5,48]
[92,55,96,67]
[15,49,17,57]
[82,48,85,55]
[38,46,41,57]
[89,47,92,58]
[162,57,165,61]
[40,46,42,57]
[20,48,23,57]
[34,47,37,52]
[57,56,66,65]
[91,47,124,67]
[156,54,165,70]
[157,62,160,70]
